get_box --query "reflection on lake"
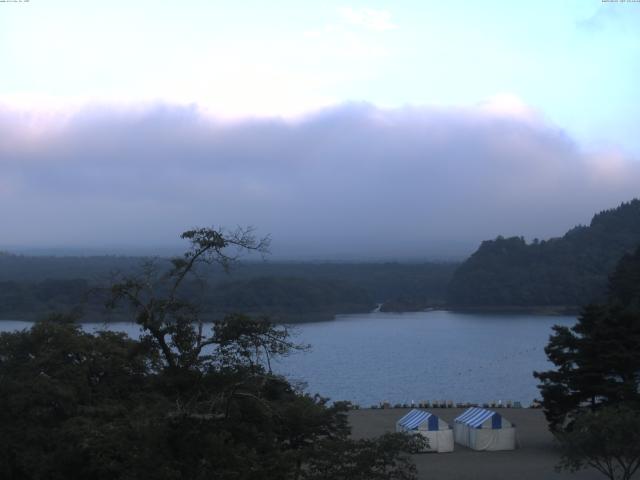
[0,310,575,406]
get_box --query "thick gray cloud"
[0,102,638,259]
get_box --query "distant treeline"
[0,255,457,321]
[4,199,638,318]
[447,199,640,308]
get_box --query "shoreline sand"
[349,408,617,480]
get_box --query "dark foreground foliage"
[0,227,420,480]
[535,245,640,479]
[0,316,420,480]
[556,405,640,480]
[534,244,640,431]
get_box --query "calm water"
[0,311,575,406]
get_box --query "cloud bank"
[0,101,638,259]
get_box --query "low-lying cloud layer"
[1,102,638,259]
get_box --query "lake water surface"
[0,311,575,406]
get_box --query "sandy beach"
[349,408,621,480]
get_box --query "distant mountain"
[447,199,640,308]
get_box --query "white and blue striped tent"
[396,409,454,453]
[453,408,516,451]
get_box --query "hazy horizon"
[0,192,632,261]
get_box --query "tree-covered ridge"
[0,257,456,320]
[204,277,375,321]
[447,199,640,307]
[0,277,375,323]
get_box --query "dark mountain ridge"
[447,199,640,308]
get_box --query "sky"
[1,1,639,259]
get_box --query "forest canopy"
[0,256,456,321]
[447,199,640,308]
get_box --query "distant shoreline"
[0,305,580,324]
[379,304,580,316]
[444,305,580,316]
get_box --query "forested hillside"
[0,255,457,321]
[447,199,640,308]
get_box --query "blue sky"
[1,1,639,257]
[2,1,639,152]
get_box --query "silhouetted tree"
[556,405,640,480]
[534,245,640,430]
[107,226,271,370]
[0,227,420,480]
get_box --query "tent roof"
[397,409,440,430]
[454,407,503,428]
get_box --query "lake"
[0,310,575,406]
